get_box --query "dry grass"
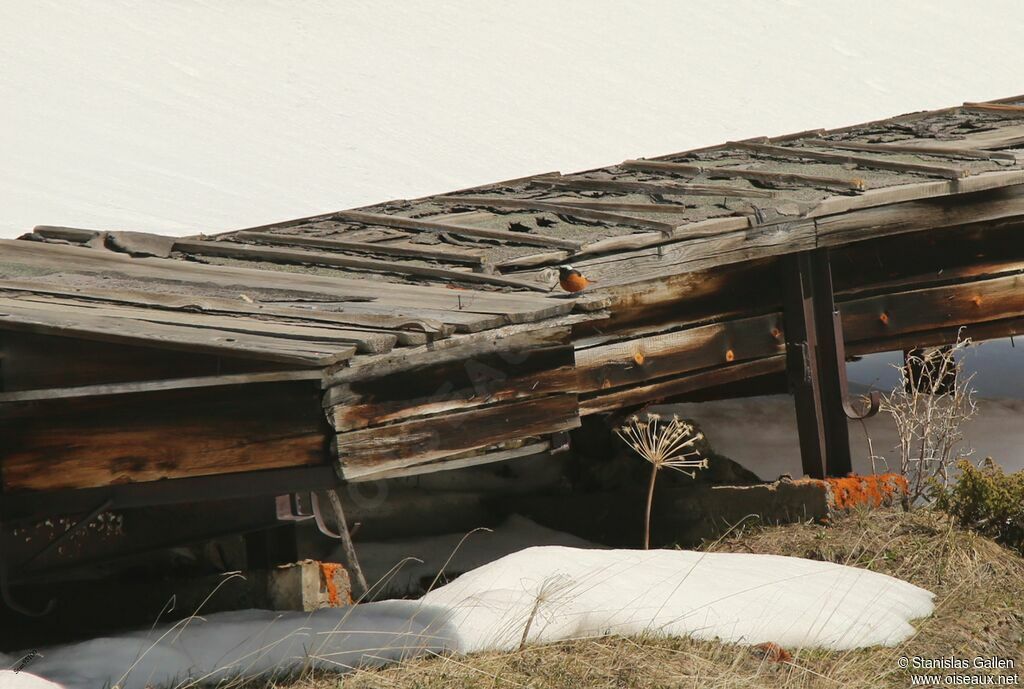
[268,508,1024,689]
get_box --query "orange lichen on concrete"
[319,562,351,606]
[825,473,908,510]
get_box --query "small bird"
[558,265,596,293]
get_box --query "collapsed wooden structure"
[2,96,1024,591]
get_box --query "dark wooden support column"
[782,249,853,478]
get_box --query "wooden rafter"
[532,175,775,198]
[431,195,676,234]
[172,239,550,292]
[232,231,485,266]
[802,138,1018,163]
[333,210,582,250]
[728,141,969,179]
[622,159,865,191]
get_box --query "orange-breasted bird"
[558,265,596,293]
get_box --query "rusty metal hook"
[832,309,881,420]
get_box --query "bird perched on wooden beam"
[558,265,596,293]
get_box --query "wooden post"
[782,250,853,478]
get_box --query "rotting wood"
[728,141,969,179]
[333,210,583,250]
[801,139,1018,163]
[0,370,323,403]
[232,231,486,266]
[431,195,676,233]
[172,239,549,292]
[621,159,866,191]
[532,174,776,198]
[346,441,550,482]
[333,393,580,473]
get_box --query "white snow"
[6,546,933,689]
[350,514,601,598]
[2,1,1024,238]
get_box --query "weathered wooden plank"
[847,316,1024,356]
[345,441,551,482]
[532,199,697,214]
[729,140,969,179]
[802,139,1018,163]
[334,394,580,472]
[815,184,1024,247]
[334,210,583,250]
[326,313,602,384]
[0,240,564,323]
[622,159,866,191]
[1,381,328,491]
[806,169,1024,218]
[579,356,786,415]
[0,299,351,366]
[574,313,785,394]
[962,102,1024,115]
[431,195,676,233]
[510,217,816,288]
[0,370,323,403]
[841,272,1024,344]
[173,239,549,292]
[0,279,452,343]
[5,294,400,354]
[231,231,486,266]
[327,341,576,431]
[533,175,776,198]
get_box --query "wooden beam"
[622,159,866,191]
[532,175,776,198]
[574,313,784,394]
[0,370,323,403]
[333,210,583,250]
[172,239,549,292]
[728,141,969,179]
[962,102,1024,115]
[345,441,551,482]
[1,381,328,492]
[801,139,1018,163]
[431,195,676,233]
[327,341,576,431]
[579,356,785,415]
[333,394,580,474]
[232,231,486,266]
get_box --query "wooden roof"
[4,96,1024,368]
